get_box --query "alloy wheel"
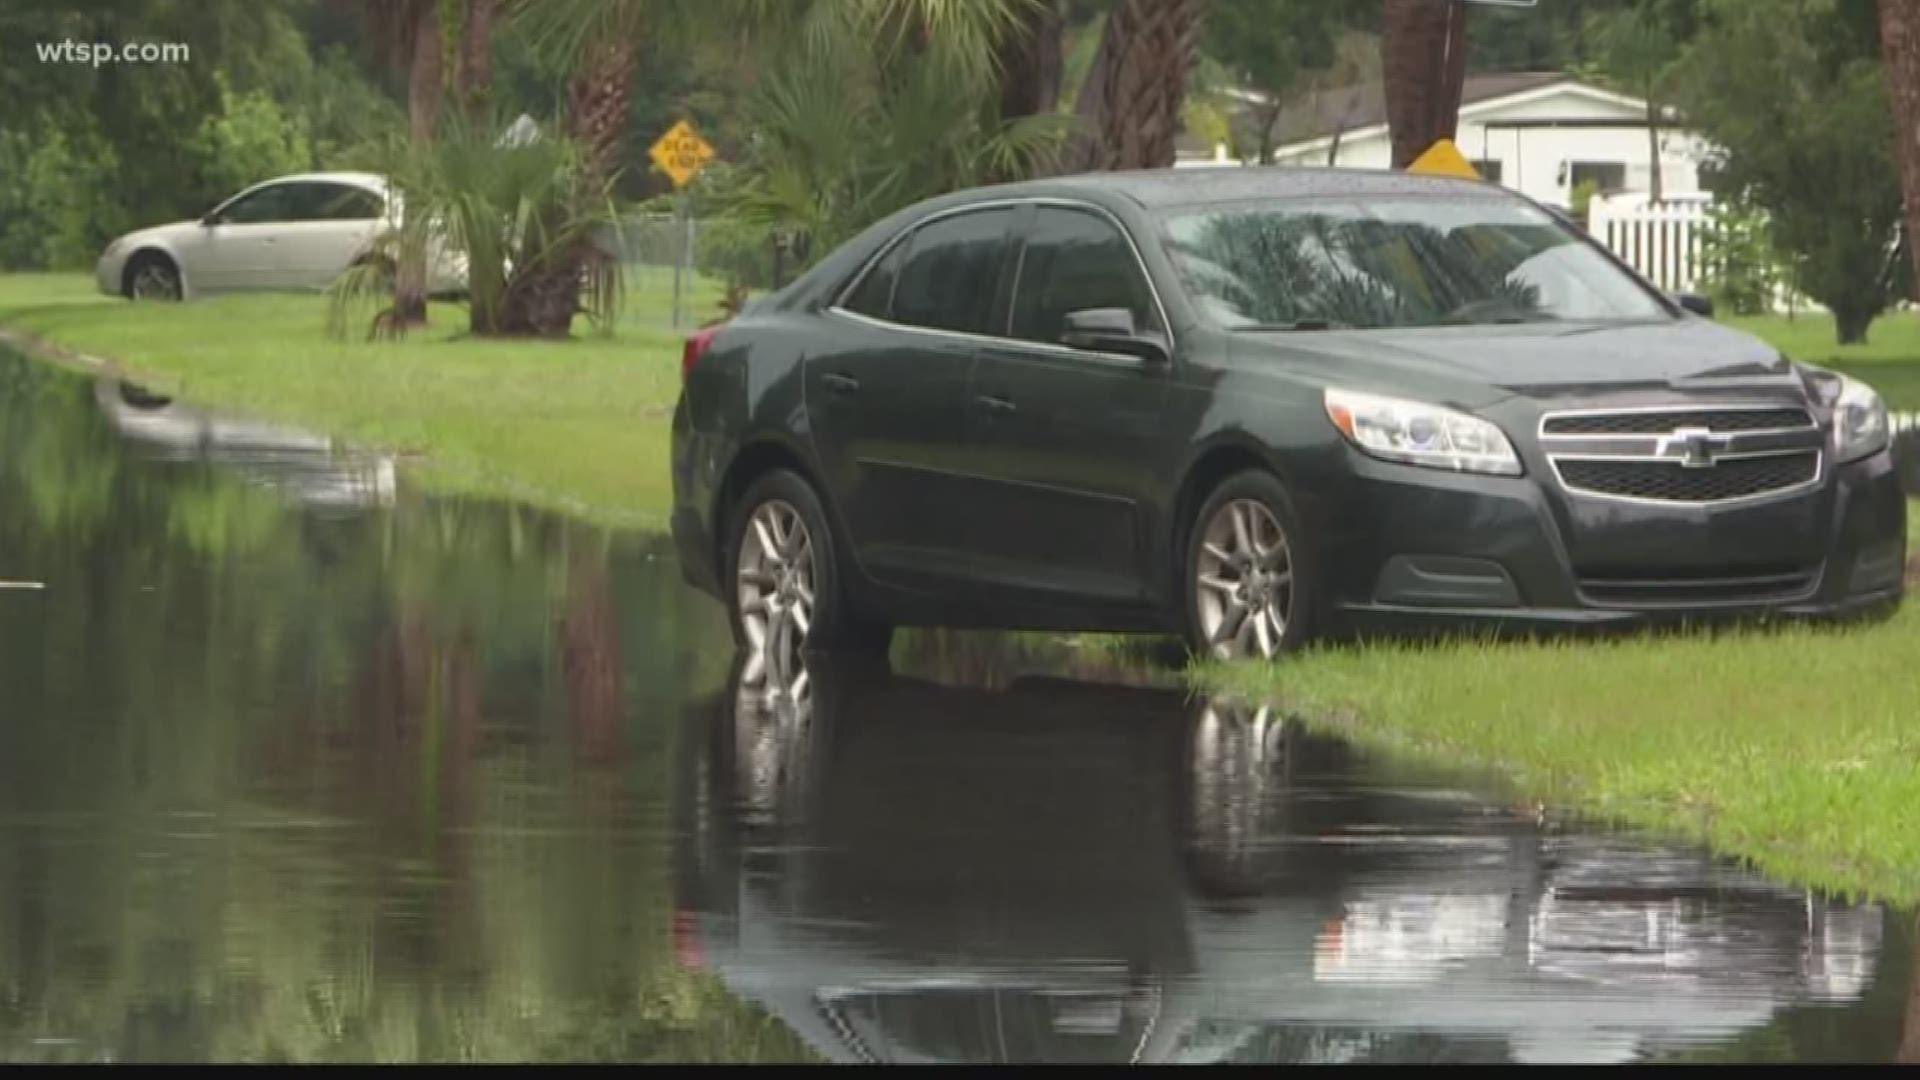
[1194,498,1295,660]
[130,262,180,300]
[736,499,817,674]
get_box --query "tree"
[1201,0,1342,164]
[997,0,1066,124]
[1674,0,1907,345]
[1586,1,1683,202]
[1066,0,1207,171]
[712,2,1065,261]
[1882,0,1920,293]
[505,0,1041,333]
[1382,0,1469,169]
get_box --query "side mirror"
[1060,307,1168,363]
[1671,292,1714,318]
[200,213,221,227]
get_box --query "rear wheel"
[123,253,181,301]
[726,470,867,662]
[1184,470,1317,661]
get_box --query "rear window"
[887,208,1015,335]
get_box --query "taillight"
[682,328,718,384]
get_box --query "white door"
[187,182,300,293]
[274,182,384,290]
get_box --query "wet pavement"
[1,347,1917,1063]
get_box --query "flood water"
[2,348,1917,1063]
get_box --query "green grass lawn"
[0,270,726,528]
[1202,558,1920,905]
[1726,310,1920,411]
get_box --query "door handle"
[975,394,1017,415]
[821,372,860,395]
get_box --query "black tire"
[724,469,862,657]
[1182,469,1319,660]
[122,252,182,301]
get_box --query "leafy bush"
[1695,200,1782,316]
[0,124,128,270]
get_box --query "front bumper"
[1320,447,1907,636]
[95,249,128,296]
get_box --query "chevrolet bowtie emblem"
[1657,426,1723,468]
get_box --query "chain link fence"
[603,212,797,326]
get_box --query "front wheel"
[124,253,182,301]
[1183,470,1318,661]
[725,470,858,665]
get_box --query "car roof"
[245,171,388,192]
[962,166,1502,211]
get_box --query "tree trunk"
[1382,0,1468,169]
[1882,0,1920,295]
[1901,914,1920,1064]
[1065,0,1206,171]
[1833,303,1875,346]
[453,0,497,119]
[998,0,1064,121]
[567,38,638,184]
[496,38,637,338]
[394,2,442,328]
[1645,93,1664,203]
[1255,98,1281,165]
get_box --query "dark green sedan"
[670,168,1905,663]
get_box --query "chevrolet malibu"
[669,169,1905,661]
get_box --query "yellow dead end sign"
[1406,138,1482,181]
[649,119,716,188]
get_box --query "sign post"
[648,120,717,329]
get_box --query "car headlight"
[1324,388,1522,476]
[1830,374,1889,462]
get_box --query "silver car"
[94,171,465,301]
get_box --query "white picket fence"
[1587,192,1713,293]
[1586,191,1817,313]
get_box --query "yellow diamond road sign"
[1406,138,1482,181]
[650,120,715,189]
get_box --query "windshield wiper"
[1229,319,1353,332]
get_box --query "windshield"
[1161,196,1672,330]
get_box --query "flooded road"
[2,347,1917,1063]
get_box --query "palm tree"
[1882,0,1920,292]
[353,0,499,326]
[712,1,1066,262]
[328,111,623,339]
[505,0,1039,333]
[1381,0,1469,169]
[1065,0,1206,171]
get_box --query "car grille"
[1556,453,1820,503]
[1539,404,1827,505]
[1577,564,1821,606]
[1542,407,1813,435]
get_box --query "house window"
[1568,161,1627,194]
[1470,159,1504,184]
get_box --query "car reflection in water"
[674,646,1883,1065]
[94,377,396,510]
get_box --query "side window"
[890,208,1015,334]
[217,184,298,225]
[304,183,383,221]
[842,234,909,319]
[1010,208,1159,345]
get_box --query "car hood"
[1241,319,1801,407]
